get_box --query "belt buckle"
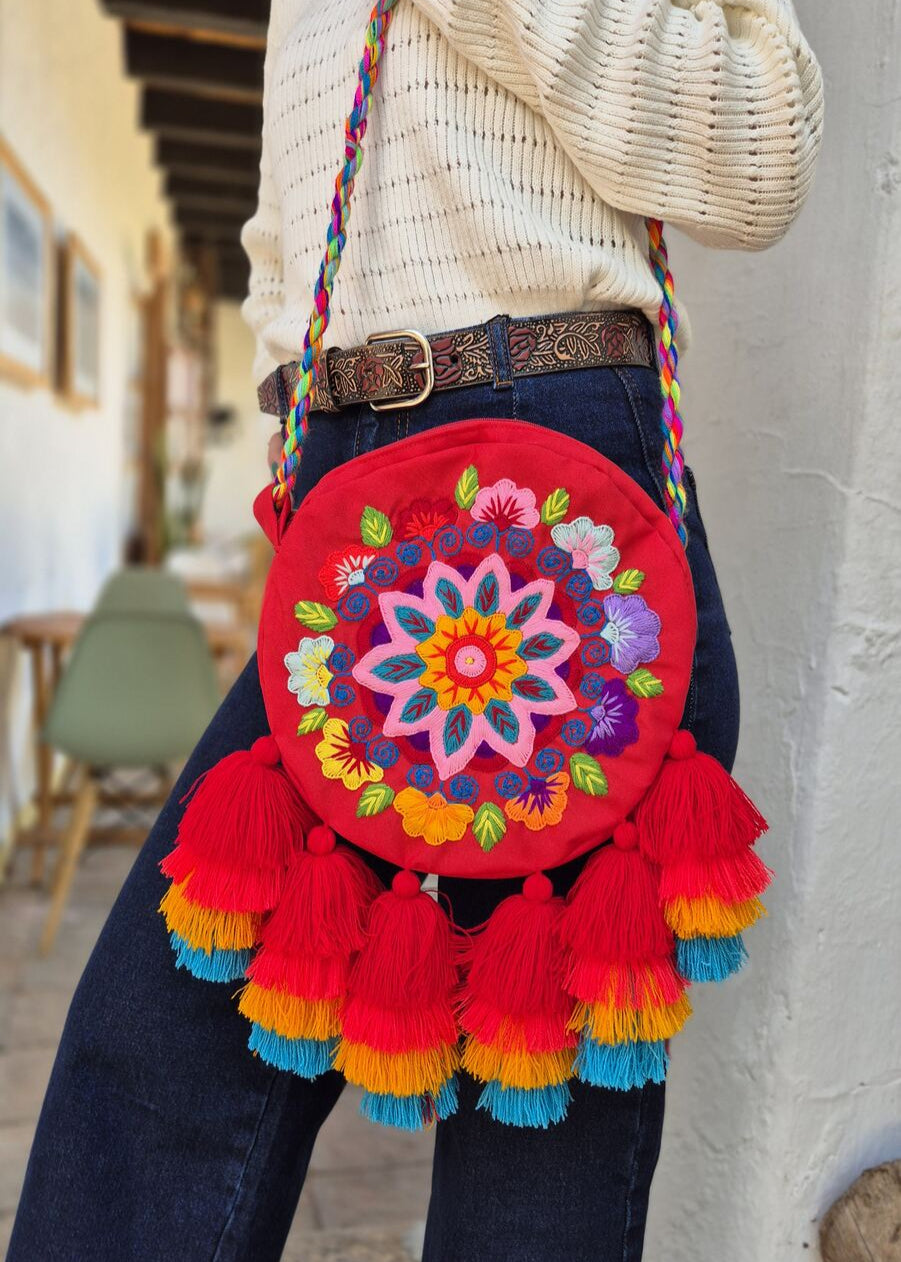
[365,328,434,411]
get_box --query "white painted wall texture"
[644,2,901,1258]
[0,0,171,619]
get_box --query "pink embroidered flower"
[318,546,378,601]
[471,478,540,530]
[352,554,579,781]
[550,516,620,591]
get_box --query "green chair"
[39,569,221,953]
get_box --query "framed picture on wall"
[59,232,101,407]
[0,136,53,388]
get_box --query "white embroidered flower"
[285,635,335,707]
[550,516,620,590]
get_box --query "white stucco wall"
[644,2,901,1258]
[0,0,171,616]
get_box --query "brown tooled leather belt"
[257,309,655,416]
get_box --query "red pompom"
[160,743,317,914]
[636,733,767,866]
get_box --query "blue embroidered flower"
[448,774,479,805]
[535,747,564,774]
[407,764,435,790]
[505,527,534,557]
[368,737,400,769]
[561,717,589,748]
[348,716,372,742]
[328,643,356,675]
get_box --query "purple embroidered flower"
[600,594,661,675]
[583,678,640,757]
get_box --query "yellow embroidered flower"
[393,787,474,847]
[504,773,570,832]
[417,609,527,715]
[314,718,383,791]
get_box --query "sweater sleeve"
[241,1,289,383]
[409,0,824,249]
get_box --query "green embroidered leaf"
[294,600,338,631]
[569,752,608,797]
[297,707,328,735]
[360,505,393,547]
[626,668,664,698]
[356,783,396,818]
[540,487,570,526]
[473,802,506,853]
[455,464,479,510]
[613,569,645,594]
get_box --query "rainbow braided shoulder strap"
[158,0,770,1131]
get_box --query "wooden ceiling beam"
[167,171,257,203]
[125,28,264,104]
[173,191,256,218]
[101,1,268,44]
[141,88,262,149]
[155,137,260,183]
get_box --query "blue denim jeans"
[10,354,739,1262]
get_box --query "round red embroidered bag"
[258,419,696,879]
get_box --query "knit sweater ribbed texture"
[241,0,823,381]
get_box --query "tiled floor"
[0,844,435,1261]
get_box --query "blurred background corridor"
[0,2,432,1256]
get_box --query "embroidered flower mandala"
[285,635,335,707]
[471,478,540,530]
[319,547,378,601]
[393,786,474,846]
[314,718,383,791]
[600,594,661,675]
[550,516,620,590]
[353,554,580,780]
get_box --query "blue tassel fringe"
[247,1024,336,1078]
[576,1037,668,1090]
[360,1076,459,1131]
[170,932,250,982]
[477,1080,571,1128]
[676,933,748,983]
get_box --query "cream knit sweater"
[241,0,823,382]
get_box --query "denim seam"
[621,1084,647,1262]
[210,1071,284,1262]
[610,367,667,511]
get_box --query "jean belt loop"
[487,314,513,390]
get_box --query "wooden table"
[3,609,250,882]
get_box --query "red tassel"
[560,823,690,1046]
[460,873,574,1055]
[245,824,383,1000]
[161,736,315,914]
[636,730,767,866]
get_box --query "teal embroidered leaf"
[455,464,479,510]
[474,572,500,615]
[626,668,664,698]
[507,592,542,630]
[297,707,328,735]
[473,802,506,853]
[360,505,393,547]
[570,752,609,797]
[400,687,438,724]
[294,600,338,631]
[395,606,435,641]
[613,569,645,594]
[372,654,424,684]
[540,488,570,526]
[356,783,395,818]
[443,705,473,757]
[512,674,556,702]
[484,699,519,743]
[519,632,564,660]
[435,577,464,618]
